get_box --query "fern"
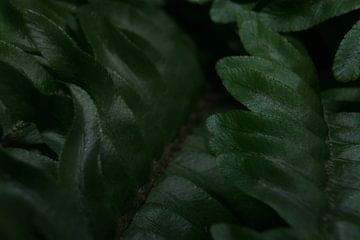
[0,0,203,239]
[211,224,296,240]
[210,0,360,31]
[208,20,360,240]
[1,0,360,239]
[0,149,92,240]
[333,18,360,82]
[124,125,281,239]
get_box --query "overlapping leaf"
[26,11,150,213]
[81,0,204,140]
[333,18,360,82]
[0,1,35,50]
[210,0,256,24]
[211,224,296,240]
[210,0,360,32]
[124,124,283,240]
[0,0,203,239]
[0,40,73,133]
[208,20,360,239]
[5,0,359,239]
[0,149,92,240]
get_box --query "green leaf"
[4,147,57,177]
[40,131,65,156]
[0,0,205,239]
[211,0,360,32]
[124,126,282,240]
[1,121,63,158]
[25,10,150,203]
[77,3,167,153]
[238,20,318,88]
[208,20,360,240]
[80,0,203,140]
[10,0,77,32]
[0,1,35,50]
[333,19,360,82]
[0,41,71,161]
[211,224,297,240]
[0,100,12,136]
[22,1,203,232]
[59,84,118,239]
[0,62,43,123]
[211,0,255,24]
[213,56,326,137]
[0,40,73,133]
[0,149,92,240]
[259,0,360,31]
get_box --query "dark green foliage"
[0,150,91,240]
[0,0,203,239]
[211,224,296,240]
[208,20,360,240]
[124,125,282,239]
[333,19,360,82]
[210,0,360,31]
[1,0,360,239]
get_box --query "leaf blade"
[333,19,360,82]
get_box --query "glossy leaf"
[4,147,57,177]
[10,0,77,32]
[333,19,360,82]
[1,121,62,158]
[211,0,255,24]
[25,10,154,212]
[238,20,318,88]
[59,84,117,239]
[0,40,73,133]
[0,1,35,50]
[211,224,297,240]
[208,20,360,240]
[80,0,203,140]
[124,126,283,240]
[211,0,360,32]
[77,3,167,153]
[0,149,92,240]
[0,1,204,239]
[0,100,12,136]
[1,0,359,239]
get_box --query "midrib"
[321,107,337,240]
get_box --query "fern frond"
[208,20,360,240]
[333,19,360,82]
